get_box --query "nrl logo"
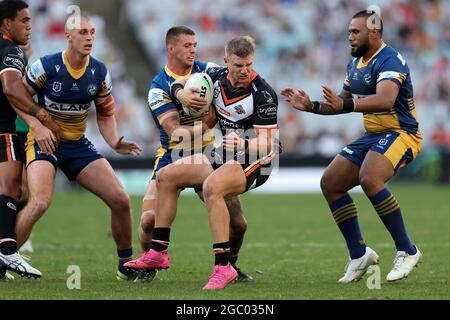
[53,81,62,92]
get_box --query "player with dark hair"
[126,35,279,290]
[282,9,422,283]
[13,16,142,280]
[0,0,60,280]
[135,25,253,282]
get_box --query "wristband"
[342,99,355,113]
[170,83,184,99]
[311,101,320,112]
[30,104,42,116]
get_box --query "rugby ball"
[182,72,214,117]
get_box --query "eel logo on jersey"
[87,84,97,96]
[364,73,372,85]
[52,81,62,93]
[234,105,246,115]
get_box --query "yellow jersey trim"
[357,42,386,69]
[164,65,193,80]
[62,51,90,80]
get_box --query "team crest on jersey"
[52,81,62,93]
[364,73,372,85]
[234,105,246,115]
[87,84,97,96]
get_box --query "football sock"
[229,255,238,266]
[213,242,230,266]
[117,248,133,271]
[0,195,18,255]
[330,194,366,259]
[369,188,416,255]
[152,228,171,252]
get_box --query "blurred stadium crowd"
[26,0,450,157]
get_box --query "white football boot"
[387,246,422,281]
[20,238,34,253]
[0,251,42,278]
[339,246,379,283]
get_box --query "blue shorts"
[25,135,103,181]
[340,130,422,170]
[150,147,173,180]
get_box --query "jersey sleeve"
[98,69,113,98]
[26,58,48,91]
[0,46,26,76]
[206,66,226,83]
[342,61,352,92]
[254,84,278,129]
[148,85,177,117]
[376,53,408,87]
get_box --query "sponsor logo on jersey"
[219,118,241,129]
[4,55,24,70]
[55,65,60,73]
[45,96,90,112]
[257,104,277,120]
[71,83,79,91]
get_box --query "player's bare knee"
[230,218,247,236]
[110,190,131,213]
[320,174,334,198]
[140,210,155,234]
[202,179,221,203]
[156,167,175,189]
[359,174,382,195]
[29,197,51,217]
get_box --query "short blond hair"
[225,36,256,58]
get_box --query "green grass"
[1,183,449,299]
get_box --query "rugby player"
[14,15,142,280]
[126,36,279,290]
[282,9,422,283]
[135,26,253,283]
[0,0,59,280]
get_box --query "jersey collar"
[357,42,386,69]
[62,51,90,80]
[2,34,14,43]
[164,65,193,79]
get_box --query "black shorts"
[16,131,28,162]
[0,133,22,163]
[210,150,277,192]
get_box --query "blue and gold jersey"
[148,60,217,151]
[343,43,420,137]
[26,51,112,141]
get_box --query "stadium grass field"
[1,182,449,300]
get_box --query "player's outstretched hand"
[281,87,313,112]
[176,88,207,112]
[322,85,343,112]
[33,123,57,155]
[114,136,142,157]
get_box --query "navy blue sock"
[330,195,366,259]
[117,248,133,271]
[369,188,416,255]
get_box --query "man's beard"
[351,41,370,57]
